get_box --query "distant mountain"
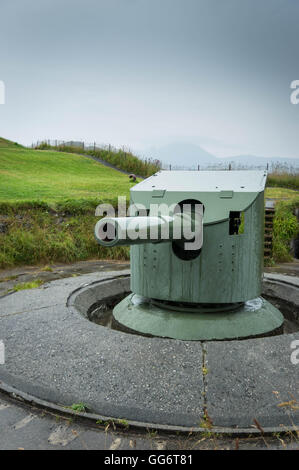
[148,142,218,167]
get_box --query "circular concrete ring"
[0,272,298,435]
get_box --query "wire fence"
[32,139,128,153]
[161,162,299,173]
[32,140,299,174]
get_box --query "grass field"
[0,138,133,268]
[0,142,131,203]
[266,187,299,200]
[0,137,298,268]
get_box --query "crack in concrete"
[200,341,212,428]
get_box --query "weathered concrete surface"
[0,272,204,427]
[264,272,299,287]
[263,273,299,306]
[0,260,129,296]
[204,334,299,428]
[0,270,298,430]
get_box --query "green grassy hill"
[0,137,23,148]
[0,142,131,203]
[0,138,133,268]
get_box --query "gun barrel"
[94,212,203,248]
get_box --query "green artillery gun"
[95,170,283,340]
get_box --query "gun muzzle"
[94,211,203,248]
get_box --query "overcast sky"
[0,0,298,159]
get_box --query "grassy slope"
[0,137,23,148]
[0,139,132,268]
[36,142,161,178]
[0,144,131,203]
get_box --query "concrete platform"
[0,269,298,433]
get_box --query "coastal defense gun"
[94,170,283,340]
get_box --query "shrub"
[272,199,299,262]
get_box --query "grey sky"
[0,0,298,159]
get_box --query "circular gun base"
[113,294,284,341]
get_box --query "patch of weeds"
[201,430,217,439]
[11,279,44,292]
[69,402,89,412]
[147,429,158,438]
[117,419,129,429]
[264,257,275,267]
[103,420,116,432]
[41,265,53,272]
[199,419,210,429]
[199,410,213,430]
[202,366,208,376]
